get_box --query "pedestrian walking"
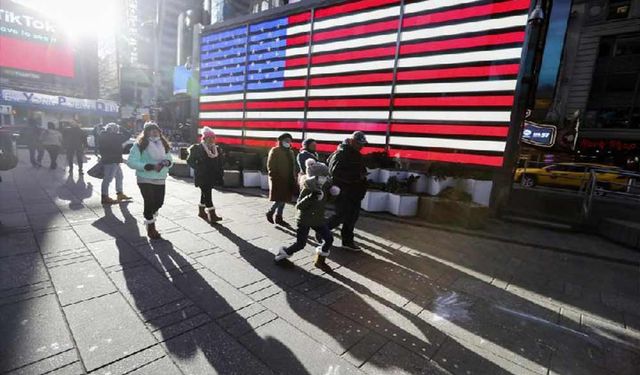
[275,159,340,269]
[63,121,88,174]
[297,138,319,175]
[186,127,224,224]
[98,123,132,205]
[126,122,173,239]
[266,133,296,226]
[25,120,43,167]
[39,122,63,169]
[326,131,368,251]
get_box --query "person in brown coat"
[266,133,296,226]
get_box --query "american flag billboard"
[199,0,532,167]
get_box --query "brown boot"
[146,222,161,239]
[102,195,117,205]
[313,254,331,271]
[198,205,209,222]
[207,208,223,223]
[116,192,132,201]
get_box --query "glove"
[329,185,341,196]
[144,164,155,171]
[161,160,171,167]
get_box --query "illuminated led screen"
[199,0,531,167]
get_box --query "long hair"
[137,127,171,153]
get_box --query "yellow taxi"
[514,163,629,190]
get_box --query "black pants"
[327,193,361,245]
[285,224,333,256]
[67,148,84,170]
[200,186,214,208]
[43,145,60,168]
[138,183,165,221]
[29,146,43,166]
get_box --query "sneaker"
[274,246,291,262]
[341,243,362,252]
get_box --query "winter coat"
[126,143,173,181]
[186,143,224,188]
[328,141,367,202]
[297,150,318,174]
[98,130,130,164]
[40,130,63,147]
[63,126,87,150]
[24,126,42,147]
[295,177,329,227]
[267,146,295,202]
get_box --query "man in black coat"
[97,123,132,204]
[63,121,88,174]
[326,131,368,251]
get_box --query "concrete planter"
[408,172,428,194]
[379,169,409,183]
[426,177,453,196]
[366,168,381,183]
[361,190,389,212]
[169,161,192,178]
[387,193,419,217]
[471,180,493,207]
[242,170,261,187]
[223,170,241,187]
[260,173,269,190]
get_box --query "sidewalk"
[1,151,639,375]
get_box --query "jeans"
[102,163,123,195]
[138,183,165,221]
[41,145,60,168]
[200,186,214,208]
[268,201,285,216]
[29,146,43,166]
[67,148,84,170]
[327,193,361,245]
[285,224,333,256]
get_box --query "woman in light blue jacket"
[127,122,173,239]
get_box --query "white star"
[276,37,280,42]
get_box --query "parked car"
[514,163,629,191]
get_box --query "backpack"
[0,132,18,171]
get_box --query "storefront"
[0,88,119,128]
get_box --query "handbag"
[87,159,105,179]
[0,134,18,171]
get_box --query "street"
[1,151,639,375]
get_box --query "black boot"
[266,211,274,224]
[275,215,290,227]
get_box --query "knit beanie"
[305,159,329,177]
[105,123,119,133]
[201,127,216,139]
[143,121,160,131]
[301,138,316,150]
[278,132,293,141]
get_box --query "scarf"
[201,142,219,158]
[146,139,166,162]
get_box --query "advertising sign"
[198,0,533,167]
[0,89,118,114]
[521,121,557,147]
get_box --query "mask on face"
[282,141,291,148]
[317,176,328,186]
[149,136,160,142]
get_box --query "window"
[607,0,630,20]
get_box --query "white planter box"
[367,168,381,183]
[243,170,261,187]
[379,169,409,183]
[458,178,475,194]
[471,180,493,206]
[408,172,428,193]
[387,193,419,217]
[260,173,269,190]
[361,190,389,212]
[426,177,453,196]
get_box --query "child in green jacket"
[275,159,340,269]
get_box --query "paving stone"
[161,230,215,254]
[361,341,451,375]
[0,212,29,229]
[0,253,49,290]
[341,331,389,368]
[7,349,80,375]
[173,216,219,234]
[64,293,157,371]
[239,318,363,375]
[35,228,85,254]
[261,290,369,354]
[198,251,265,288]
[49,260,116,306]
[89,344,169,375]
[86,238,143,269]
[171,266,255,318]
[0,232,38,257]
[0,295,75,373]
[164,322,272,375]
[127,356,183,375]
[136,240,197,273]
[71,223,114,243]
[109,265,184,313]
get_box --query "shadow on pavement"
[92,203,309,374]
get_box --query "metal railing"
[582,168,640,221]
